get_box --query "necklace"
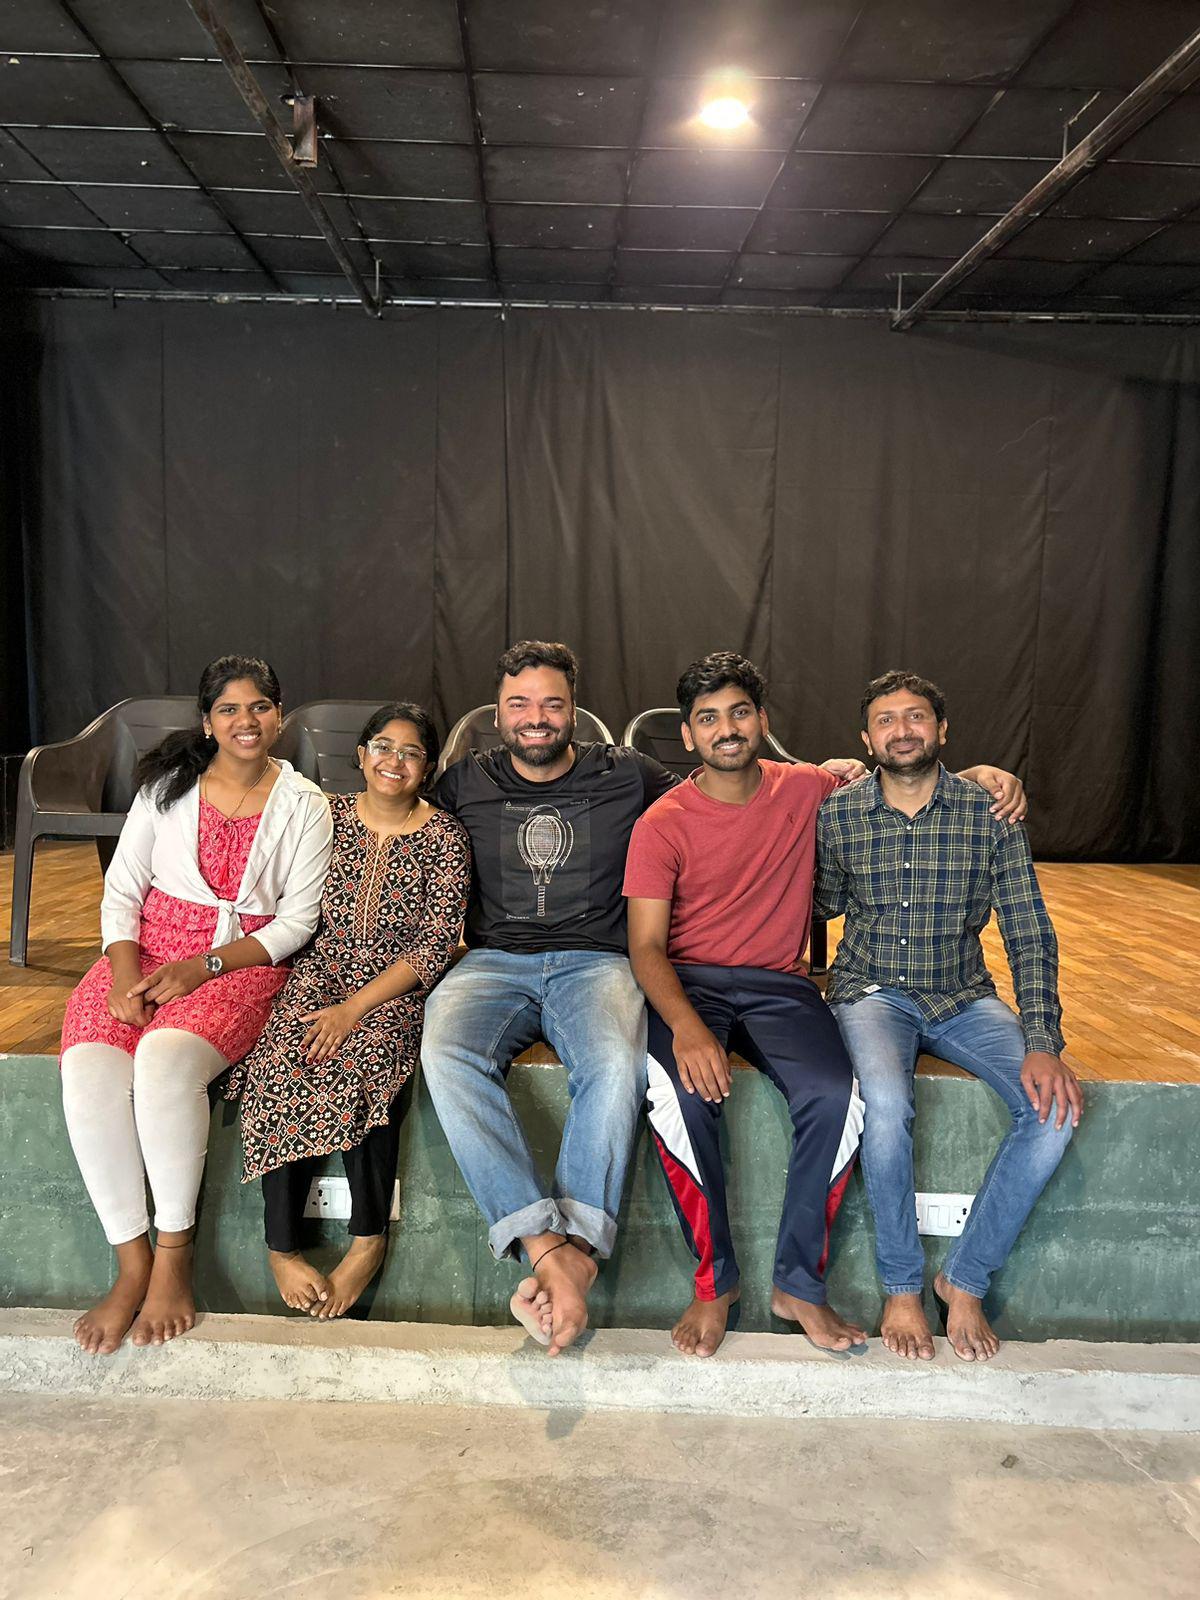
[206,757,274,821]
[358,794,424,839]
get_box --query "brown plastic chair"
[275,701,390,795]
[620,706,828,973]
[436,704,615,777]
[9,696,196,966]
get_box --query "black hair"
[136,655,282,810]
[675,651,766,723]
[493,640,578,697]
[355,701,440,787]
[860,670,947,729]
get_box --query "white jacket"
[100,760,334,966]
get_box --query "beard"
[872,736,940,778]
[500,721,575,767]
[700,733,760,773]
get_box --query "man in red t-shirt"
[624,651,1024,1360]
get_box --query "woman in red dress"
[60,655,333,1355]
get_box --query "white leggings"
[60,1030,228,1246]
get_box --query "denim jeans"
[419,948,647,1262]
[831,990,1072,1298]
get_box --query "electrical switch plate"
[303,1176,401,1221]
[914,1191,975,1238]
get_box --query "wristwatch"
[203,952,225,978]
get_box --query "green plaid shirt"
[815,767,1064,1055]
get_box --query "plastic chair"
[275,701,391,795]
[436,704,615,777]
[9,696,196,966]
[620,707,828,973]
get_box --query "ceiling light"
[698,95,751,131]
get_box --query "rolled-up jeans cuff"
[940,1268,989,1299]
[883,1282,926,1298]
[557,1198,616,1260]
[488,1199,570,1262]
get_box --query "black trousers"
[261,1101,403,1254]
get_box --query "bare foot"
[130,1239,196,1347]
[315,1235,387,1319]
[269,1249,331,1313]
[770,1288,868,1351]
[73,1246,153,1356]
[935,1273,1000,1362]
[533,1243,597,1357]
[510,1275,553,1345]
[880,1293,936,1361]
[671,1288,740,1357]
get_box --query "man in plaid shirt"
[817,670,1082,1365]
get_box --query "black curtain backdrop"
[9,298,1199,860]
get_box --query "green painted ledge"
[2,1055,1196,1342]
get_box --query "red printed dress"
[61,796,290,1063]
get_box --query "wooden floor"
[1,844,1198,1082]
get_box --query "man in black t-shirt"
[422,641,676,1356]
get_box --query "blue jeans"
[419,949,647,1262]
[831,991,1072,1298]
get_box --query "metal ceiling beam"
[892,24,1200,330]
[184,0,380,315]
[454,0,499,294]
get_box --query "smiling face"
[203,676,282,767]
[358,718,431,803]
[495,665,576,770]
[682,683,768,773]
[862,690,947,777]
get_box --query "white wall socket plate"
[914,1191,975,1238]
[303,1176,401,1222]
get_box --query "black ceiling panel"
[115,60,290,133]
[44,264,168,288]
[613,285,722,304]
[466,0,654,74]
[264,1,463,69]
[0,224,150,266]
[0,1,93,53]
[1076,259,1200,298]
[1127,221,1200,262]
[489,202,617,248]
[389,277,495,297]
[474,73,643,147]
[374,242,490,278]
[0,129,50,182]
[870,212,993,257]
[248,233,374,273]
[956,88,1124,158]
[295,67,474,141]
[769,153,937,210]
[0,57,151,127]
[495,246,611,282]
[840,0,1072,83]
[17,126,193,185]
[615,247,733,285]
[640,77,818,151]
[132,231,259,270]
[484,146,630,203]
[270,271,356,295]
[841,254,952,291]
[354,196,487,243]
[721,286,809,306]
[0,181,99,228]
[630,149,783,206]
[158,268,278,292]
[169,131,299,190]
[622,205,755,251]
[744,209,886,253]
[910,156,1054,213]
[75,183,231,232]
[324,139,480,198]
[959,257,1094,294]
[69,0,278,59]
[731,252,858,290]
[653,0,860,80]
[213,187,355,235]
[1019,0,1200,89]
[799,83,995,155]
[1000,216,1163,259]
[1051,161,1200,218]
[1109,93,1200,162]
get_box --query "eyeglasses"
[365,740,427,763]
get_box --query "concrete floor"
[0,1395,1196,1599]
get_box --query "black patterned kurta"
[230,795,471,1182]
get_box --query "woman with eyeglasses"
[60,655,334,1356]
[229,702,471,1318]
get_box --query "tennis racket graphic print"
[516,805,575,917]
